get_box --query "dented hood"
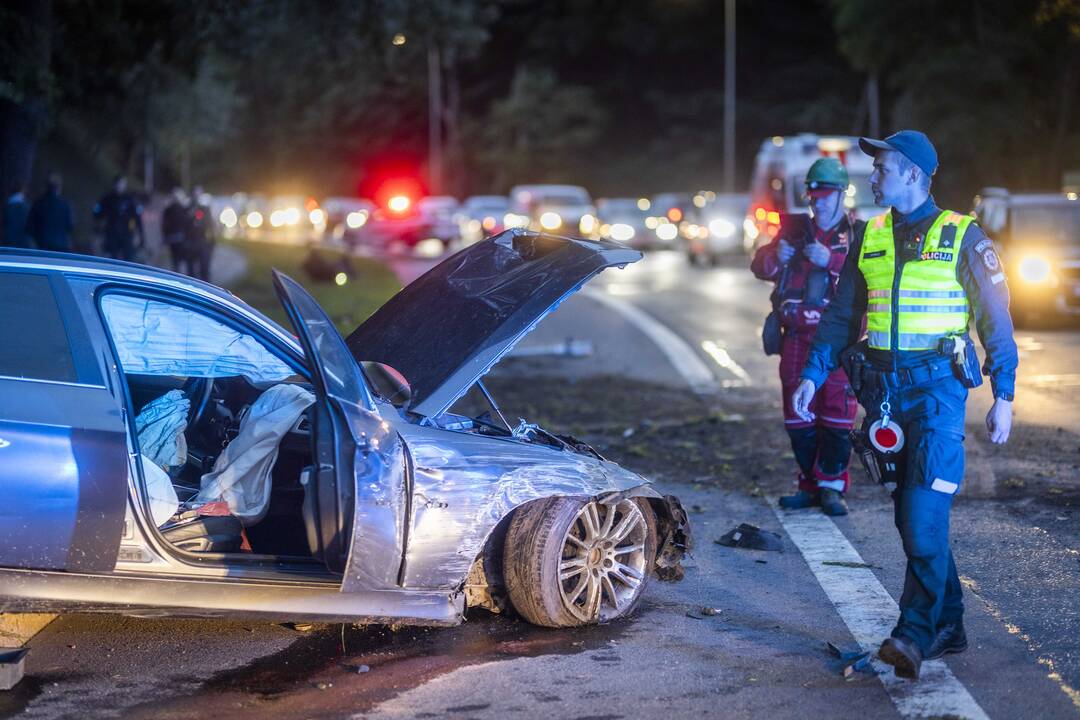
[346,229,641,418]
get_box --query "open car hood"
[346,229,641,418]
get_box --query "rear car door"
[271,271,407,590]
[0,270,127,571]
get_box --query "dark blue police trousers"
[867,373,967,653]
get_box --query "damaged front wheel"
[504,497,657,627]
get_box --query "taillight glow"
[388,195,411,213]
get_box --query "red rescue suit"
[752,214,863,493]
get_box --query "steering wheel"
[181,376,215,429]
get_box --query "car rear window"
[0,272,78,383]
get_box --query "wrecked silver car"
[0,230,690,628]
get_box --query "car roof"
[0,248,239,303]
[464,195,509,205]
[509,184,590,199]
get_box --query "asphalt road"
[3,249,1078,720]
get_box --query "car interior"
[127,372,317,559]
[100,293,324,562]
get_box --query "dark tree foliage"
[832,0,1080,206]
[1,0,1075,204]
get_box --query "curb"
[0,614,56,646]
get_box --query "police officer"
[792,130,1017,680]
[752,158,863,516]
[94,174,145,261]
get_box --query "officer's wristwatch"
[994,390,1014,402]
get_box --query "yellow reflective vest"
[858,210,972,351]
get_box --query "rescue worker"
[94,174,145,261]
[161,188,190,272]
[792,130,1017,680]
[752,158,863,516]
[26,174,75,252]
[185,186,215,281]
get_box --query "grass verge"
[220,239,401,335]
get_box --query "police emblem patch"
[982,248,1000,271]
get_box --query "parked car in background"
[647,192,697,248]
[974,187,1080,324]
[264,195,324,241]
[457,195,511,246]
[0,237,689,627]
[417,195,461,246]
[323,197,375,248]
[595,198,650,248]
[745,134,875,252]
[686,192,749,265]
[509,184,597,237]
[363,194,454,255]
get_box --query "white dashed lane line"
[580,288,719,394]
[770,499,990,720]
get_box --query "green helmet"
[805,157,849,191]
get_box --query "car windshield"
[1011,205,1080,245]
[469,202,508,214]
[792,171,874,208]
[535,194,588,207]
[599,200,646,219]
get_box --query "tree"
[831,0,1080,201]
[479,66,609,190]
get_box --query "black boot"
[925,623,968,660]
[820,488,849,516]
[778,489,819,510]
[879,636,922,680]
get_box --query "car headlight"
[540,211,562,230]
[346,211,368,229]
[579,214,597,234]
[504,213,528,229]
[655,223,678,241]
[1018,255,1051,283]
[219,207,238,228]
[708,218,735,238]
[609,223,635,242]
[246,211,264,228]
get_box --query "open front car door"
[272,270,406,590]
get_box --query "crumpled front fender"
[397,424,688,590]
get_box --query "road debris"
[715,523,783,552]
[686,607,723,620]
[826,642,873,679]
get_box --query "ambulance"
[743,134,877,252]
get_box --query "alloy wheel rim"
[558,499,648,622]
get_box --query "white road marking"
[770,500,990,720]
[701,340,753,387]
[1023,373,1080,388]
[580,288,719,394]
